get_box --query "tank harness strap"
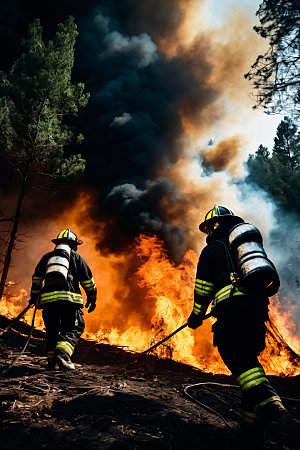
[209,240,244,310]
[211,239,239,291]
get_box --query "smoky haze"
[1,1,299,345]
[0,0,222,262]
[75,2,222,262]
[0,0,280,264]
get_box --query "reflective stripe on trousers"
[56,340,74,357]
[237,367,267,391]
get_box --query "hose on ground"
[1,302,38,376]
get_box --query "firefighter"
[188,205,286,444]
[29,229,97,370]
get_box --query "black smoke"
[0,0,219,262]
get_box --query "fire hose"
[0,301,38,376]
[142,311,212,355]
[141,316,300,430]
[0,303,33,338]
[140,312,240,428]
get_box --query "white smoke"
[102,30,158,68]
[110,112,132,128]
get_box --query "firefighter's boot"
[55,350,75,370]
[55,340,75,370]
[256,397,287,426]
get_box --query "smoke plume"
[1,0,299,357]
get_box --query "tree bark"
[0,159,31,300]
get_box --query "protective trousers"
[212,297,283,430]
[42,301,85,364]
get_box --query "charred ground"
[0,315,299,450]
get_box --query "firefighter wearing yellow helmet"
[188,205,286,445]
[29,229,97,370]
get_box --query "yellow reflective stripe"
[81,278,95,287]
[40,297,83,305]
[195,279,214,297]
[40,291,83,305]
[255,396,282,411]
[193,306,208,315]
[195,284,213,293]
[237,367,267,391]
[32,276,43,290]
[229,287,246,296]
[31,289,40,294]
[56,341,74,357]
[212,284,247,308]
[195,287,211,296]
[237,367,265,383]
[195,279,214,287]
[215,285,232,301]
[240,410,257,424]
[241,377,266,391]
[193,302,208,312]
[41,291,82,300]
[32,276,43,282]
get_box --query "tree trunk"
[0,161,30,300]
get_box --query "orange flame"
[1,233,299,377]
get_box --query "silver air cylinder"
[229,223,280,296]
[45,244,71,285]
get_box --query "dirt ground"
[0,315,299,450]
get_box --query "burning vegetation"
[1,220,299,377]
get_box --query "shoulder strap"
[209,239,236,275]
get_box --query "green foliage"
[0,16,89,180]
[273,117,300,171]
[245,0,300,118]
[246,117,300,211]
[58,154,86,179]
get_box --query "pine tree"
[245,0,300,118]
[246,117,300,211]
[272,116,300,172]
[0,17,89,299]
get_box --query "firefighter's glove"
[86,298,96,313]
[188,311,204,329]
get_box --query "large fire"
[1,233,299,377]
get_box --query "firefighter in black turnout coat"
[29,229,97,370]
[188,206,286,443]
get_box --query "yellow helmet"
[199,205,243,234]
[52,229,83,246]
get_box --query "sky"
[187,0,285,153]
[207,0,284,151]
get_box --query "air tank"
[228,223,280,297]
[44,244,71,285]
